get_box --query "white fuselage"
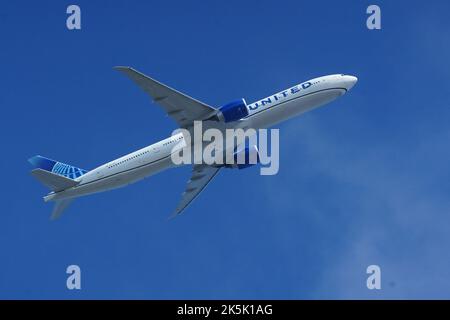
[46,74,357,202]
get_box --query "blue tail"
[28,155,87,179]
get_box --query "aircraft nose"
[342,75,358,91]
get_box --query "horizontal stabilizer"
[51,199,74,220]
[31,168,79,192]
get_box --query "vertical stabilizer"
[28,155,87,179]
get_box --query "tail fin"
[28,155,86,192]
[28,156,83,219]
[28,155,87,179]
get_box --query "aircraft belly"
[248,88,345,129]
[62,156,177,198]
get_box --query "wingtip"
[168,207,186,220]
[167,212,179,221]
[113,66,131,71]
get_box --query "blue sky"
[1,0,450,299]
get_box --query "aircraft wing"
[114,66,216,128]
[171,164,221,218]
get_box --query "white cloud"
[263,114,450,298]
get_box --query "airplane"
[28,67,357,219]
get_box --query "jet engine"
[217,98,249,123]
[224,145,260,169]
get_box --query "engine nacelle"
[225,145,260,169]
[218,98,249,123]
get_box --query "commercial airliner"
[29,67,357,219]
